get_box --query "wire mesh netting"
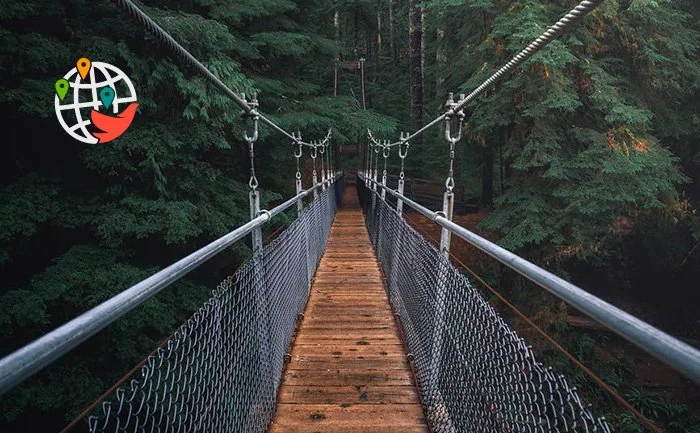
[357,179,612,433]
[85,180,342,433]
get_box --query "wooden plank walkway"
[268,186,429,433]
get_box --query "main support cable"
[374,0,605,147]
[452,0,604,115]
[111,0,330,147]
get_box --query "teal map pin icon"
[99,87,115,110]
[55,79,69,101]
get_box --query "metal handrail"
[359,172,700,385]
[0,176,342,395]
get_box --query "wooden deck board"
[268,186,429,433]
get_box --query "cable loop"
[242,94,260,194]
[398,132,410,159]
[443,93,465,194]
[258,209,271,221]
[293,137,302,181]
[292,132,303,158]
[242,93,260,144]
[444,92,465,145]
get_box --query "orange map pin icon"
[76,58,91,79]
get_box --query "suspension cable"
[319,140,326,183]
[443,93,465,193]
[373,0,605,146]
[244,99,260,194]
[294,136,303,182]
[402,212,663,433]
[398,133,410,180]
[111,0,330,147]
[311,143,318,185]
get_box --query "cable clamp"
[259,209,271,221]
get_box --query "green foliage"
[0,0,398,429]
[423,1,699,431]
[424,0,699,264]
[1,0,698,431]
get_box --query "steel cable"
[111,0,330,147]
[374,0,605,146]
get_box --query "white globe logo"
[55,61,138,144]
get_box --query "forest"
[0,0,698,432]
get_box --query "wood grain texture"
[268,186,429,433]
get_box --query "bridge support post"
[438,191,454,257]
[381,170,387,201]
[366,140,374,188]
[371,147,379,210]
[397,178,404,216]
[243,100,276,427]
[296,178,303,214]
[373,145,379,193]
[429,94,464,427]
[250,190,264,253]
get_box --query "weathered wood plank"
[270,404,427,426]
[277,385,420,404]
[270,424,429,433]
[291,357,410,370]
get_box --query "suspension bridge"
[1,0,699,432]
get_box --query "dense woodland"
[1,0,699,432]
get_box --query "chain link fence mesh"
[358,180,612,433]
[85,180,342,433]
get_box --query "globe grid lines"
[54,61,137,144]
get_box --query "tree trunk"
[499,140,505,195]
[353,8,359,54]
[334,8,340,96]
[372,1,380,84]
[481,145,494,207]
[436,26,445,99]
[409,0,423,134]
[500,129,507,194]
[388,0,395,65]
[377,1,382,57]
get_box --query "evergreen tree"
[0,0,395,429]
[426,0,697,264]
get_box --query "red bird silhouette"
[90,102,139,143]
